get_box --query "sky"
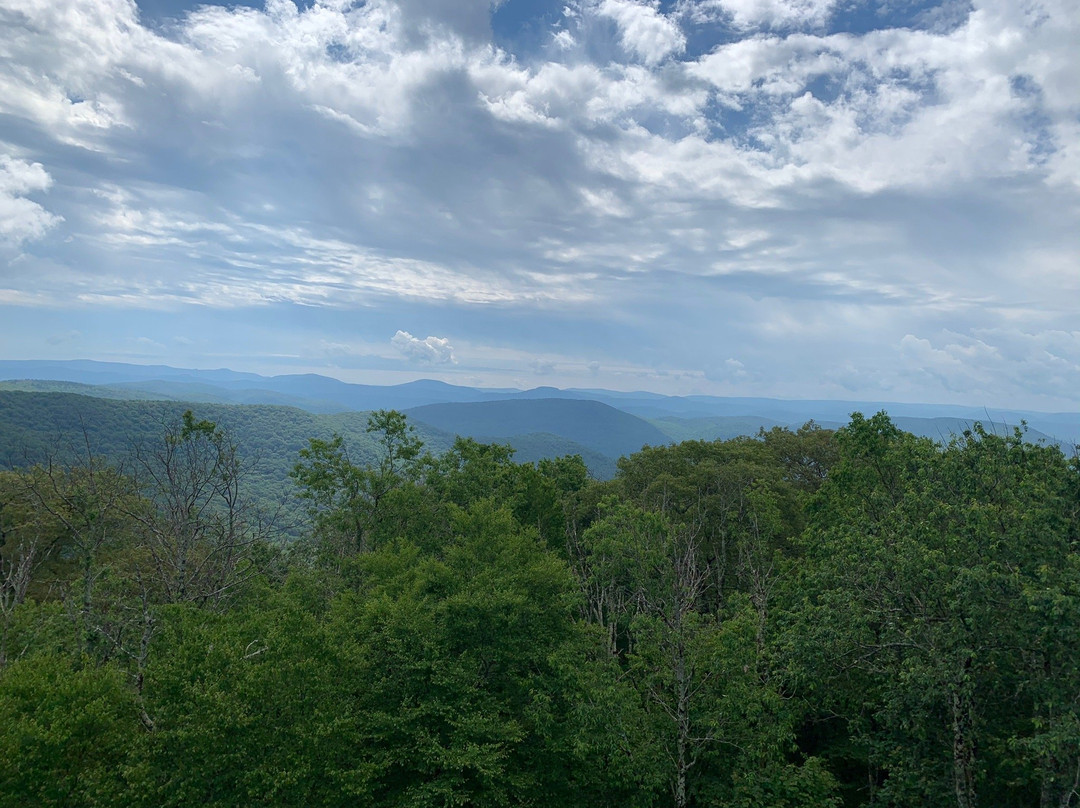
[0,0,1078,410]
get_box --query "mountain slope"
[0,391,618,506]
[649,415,786,443]
[486,433,617,480]
[0,392,458,512]
[406,399,669,461]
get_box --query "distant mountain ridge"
[1,359,1076,447]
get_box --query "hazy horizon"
[4,356,1080,417]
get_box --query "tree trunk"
[675,639,689,808]
[951,659,977,808]
[82,548,95,656]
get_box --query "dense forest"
[0,391,624,483]
[1,402,1077,808]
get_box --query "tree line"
[0,407,1077,807]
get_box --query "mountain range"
[0,360,1076,481]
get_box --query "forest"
[0,402,1078,808]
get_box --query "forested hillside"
[0,406,1077,808]
[405,398,670,460]
[0,392,622,481]
[0,392,450,524]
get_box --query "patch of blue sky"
[826,0,971,35]
[325,41,352,63]
[1008,75,1058,165]
[490,0,568,60]
[680,19,744,61]
[803,73,844,105]
[631,107,703,141]
[579,18,636,67]
[700,95,756,142]
[847,66,941,134]
[134,0,260,27]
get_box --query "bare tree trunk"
[0,537,40,668]
[665,527,708,808]
[81,548,95,656]
[952,658,977,808]
[1060,757,1080,808]
[1038,742,1080,808]
[128,411,267,608]
[674,633,690,808]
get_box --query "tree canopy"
[1,405,1076,808]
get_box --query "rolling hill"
[1,359,1076,450]
[405,398,670,461]
[0,391,623,505]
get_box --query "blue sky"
[1,0,1078,409]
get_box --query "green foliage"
[1,406,1076,808]
[291,410,427,556]
[131,594,347,807]
[611,422,836,607]
[0,391,457,529]
[789,413,1078,807]
[423,437,590,550]
[574,498,836,807]
[0,654,138,808]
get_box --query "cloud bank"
[0,0,1076,408]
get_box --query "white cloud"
[392,330,457,364]
[0,155,63,246]
[552,29,576,50]
[596,0,686,64]
[680,0,839,30]
[687,34,846,96]
[897,329,1080,406]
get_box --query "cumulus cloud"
[898,329,1080,406]
[392,330,457,364]
[596,0,686,64]
[0,155,63,246]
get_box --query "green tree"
[790,413,1077,807]
[326,500,653,807]
[291,410,423,557]
[424,437,590,550]
[130,588,348,808]
[612,426,835,610]
[575,500,835,807]
[0,653,137,808]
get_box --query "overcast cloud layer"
[0,0,1078,409]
